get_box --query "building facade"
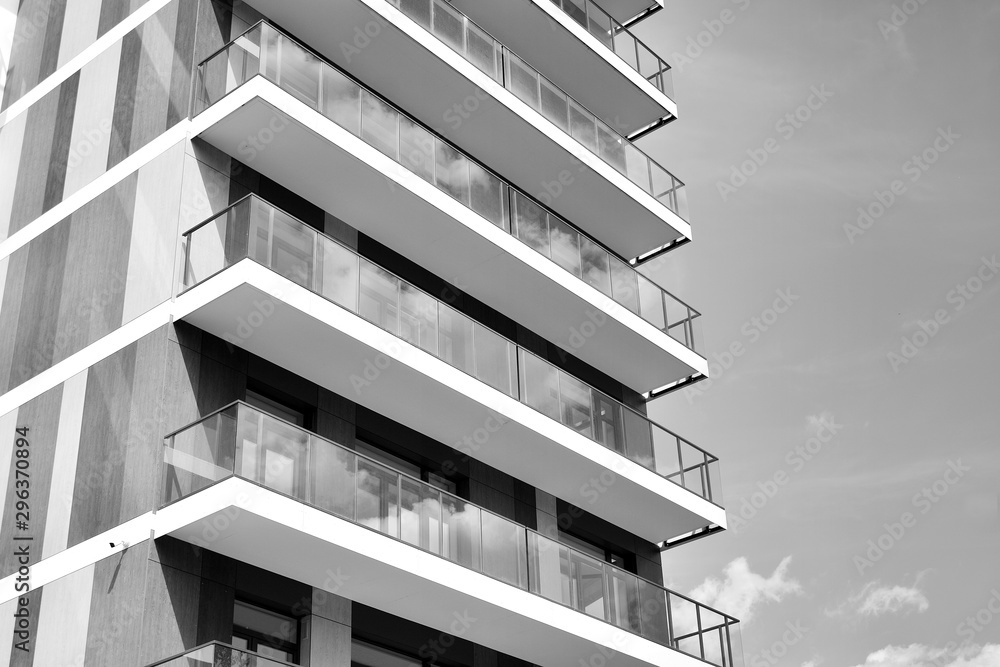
[0,0,742,666]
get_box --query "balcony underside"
[198,84,706,393]
[161,478,710,667]
[241,0,685,251]
[447,0,675,133]
[181,262,725,542]
[601,0,665,24]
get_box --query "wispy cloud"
[828,577,930,618]
[849,644,1000,667]
[689,556,803,623]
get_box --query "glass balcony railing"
[146,641,295,667]
[161,403,743,667]
[381,1,687,216]
[546,0,675,97]
[196,22,701,350]
[182,195,722,505]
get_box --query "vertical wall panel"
[1,0,48,109]
[62,38,122,197]
[7,82,61,234]
[84,544,147,666]
[41,369,88,558]
[0,408,20,548]
[122,139,184,324]
[165,0,197,127]
[106,27,140,169]
[0,112,28,241]
[57,0,104,68]
[0,251,27,392]
[0,598,16,667]
[42,69,79,211]
[128,0,176,152]
[32,563,95,667]
[36,0,69,87]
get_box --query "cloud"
[849,644,1000,667]
[806,410,838,436]
[689,556,803,623]
[828,579,930,618]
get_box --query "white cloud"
[828,579,930,618]
[689,556,802,623]
[849,644,1000,667]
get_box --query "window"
[351,639,421,667]
[356,440,457,495]
[559,530,626,569]
[232,600,299,663]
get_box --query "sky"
[630,1,1000,665]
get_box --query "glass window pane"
[580,238,612,296]
[470,164,506,229]
[593,392,624,454]
[638,580,670,645]
[438,304,476,376]
[309,436,357,520]
[540,78,569,132]
[163,407,237,504]
[559,372,594,438]
[587,7,614,49]
[466,23,498,79]
[513,192,550,256]
[506,53,539,109]
[610,257,639,314]
[597,122,627,174]
[638,275,666,330]
[356,459,399,537]
[432,0,465,51]
[569,101,598,153]
[258,415,308,497]
[277,35,320,108]
[400,476,441,553]
[435,141,471,205]
[442,495,481,569]
[361,91,399,158]
[359,260,400,334]
[625,143,652,193]
[607,567,641,632]
[562,0,588,27]
[316,236,360,311]
[474,324,514,396]
[623,409,654,469]
[270,208,314,288]
[322,67,361,136]
[185,215,230,287]
[519,351,560,421]
[397,0,431,28]
[482,512,527,587]
[527,532,570,605]
[569,550,606,619]
[548,216,582,279]
[399,116,435,184]
[399,283,439,355]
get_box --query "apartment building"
[0,0,742,665]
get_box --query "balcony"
[158,403,744,667]
[444,0,675,134]
[147,642,294,667]
[194,27,707,391]
[583,0,665,26]
[212,13,688,258]
[178,195,726,540]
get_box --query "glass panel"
[442,494,481,569]
[607,566,641,632]
[506,53,539,109]
[438,305,476,376]
[562,0,588,27]
[587,7,614,49]
[465,22,498,79]
[569,550,606,619]
[400,476,441,553]
[277,35,320,108]
[359,260,400,334]
[592,392,624,454]
[258,414,307,497]
[637,275,666,330]
[398,0,432,29]
[310,435,357,520]
[432,0,465,52]
[638,579,670,645]
[610,257,639,314]
[548,217,582,279]
[513,192,550,256]
[482,512,527,587]
[185,215,230,287]
[399,283,439,355]
[361,90,399,158]
[580,238,612,296]
[469,164,506,230]
[316,235,360,311]
[652,427,681,480]
[559,372,594,438]
[399,116,435,184]
[162,407,237,504]
[473,324,514,396]
[569,100,598,153]
[322,66,361,136]
[670,593,702,652]
[625,143,651,193]
[539,77,569,132]
[527,532,569,605]
[623,409,654,469]
[519,351,560,421]
[356,459,399,537]
[269,207,314,288]
[435,141,471,205]
[597,122,627,174]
